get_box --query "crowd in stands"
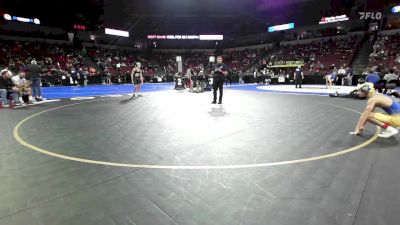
[0,41,93,79]
[223,48,268,74]
[0,40,163,84]
[1,30,400,107]
[369,34,400,73]
[0,34,367,85]
[154,53,209,76]
[264,36,362,75]
[153,48,268,78]
[89,48,159,79]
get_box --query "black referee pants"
[295,77,302,88]
[213,76,224,102]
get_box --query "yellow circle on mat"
[13,99,380,170]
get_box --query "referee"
[294,65,304,88]
[212,56,228,104]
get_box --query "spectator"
[383,69,398,83]
[186,68,193,91]
[78,67,88,86]
[338,66,346,76]
[365,69,380,84]
[395,54,400,64]
[0,70,13,107]
[344,66,353,86]
[70,66,80,86]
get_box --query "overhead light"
[105,28,129,37]
[3,14,11,20]
[209,56,215,63]
[3,13,40,25]
[15,16,31,23]
[392,5,400,13]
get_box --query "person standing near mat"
[211,56,228,104]
[26,60,44,101]
[131,62,143,98]
[186,68,194,92]
[225,71,233,87]
[352,83,400,138]
[294,65,304,88]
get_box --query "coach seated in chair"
[365,69,383,92]
[383,69,398,86]
[12,72,33,103]
[337,66,346,85]
[0,70,13,107]
[365,69,380,83]
[0,70,22,107]
[343,66,353,86]
[383,80,397,95]
[374,79,387,93]
[386,70,400,98]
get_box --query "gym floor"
[0,84,399,225]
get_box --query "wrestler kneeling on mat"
[352,83,400,138]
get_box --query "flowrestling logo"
[359,12,382,20]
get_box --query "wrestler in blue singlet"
[382,96,400,115]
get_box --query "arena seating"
[266,36,361,75]
[0,31,399,84]
[368,34,400,72]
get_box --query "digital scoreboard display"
[147,34,223,40]
[268,23,294,32]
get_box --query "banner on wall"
[319,15,349,24]
[267,60,304,68]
